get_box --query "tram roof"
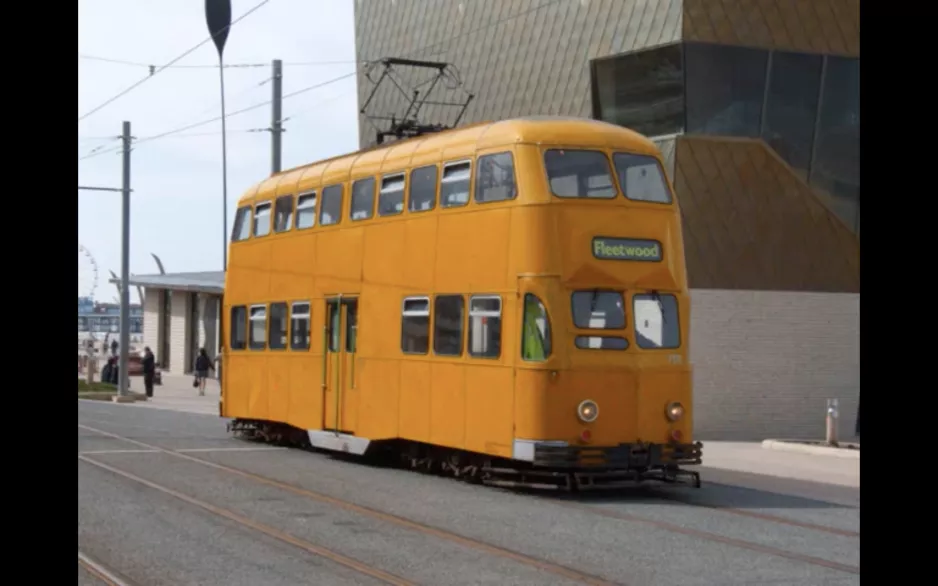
[236,116,660,206]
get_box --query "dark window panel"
[762,51,823,180]
[684,43,768,137]
[810,56,860,232]
[592,44,684,137]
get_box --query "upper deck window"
[351,177,375,221]
[273,195,294,233]
[634,293,680,349]
[409,165,437,212]
[296,192,316,229]
[571,290,625,329]
[441,160,471,208]
[475,152,516,203]
[253,202,272,237]
[544,149,617,198]
[232,207,252,241]
[613,153,672,204]
[320,184,343,226]
[379,173,405,216]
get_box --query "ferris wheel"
[78,243,99,301]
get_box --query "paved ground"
[78,390,860,586]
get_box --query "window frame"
[440,159,472,208]
[574,336,629,350]
[521,293,552,362]
[230,305,247,350]
[295,190,317,230]
[350,177,376,221]
[433,294,465,357]
[379,172,406,217]
[633,293,681,350]
[319,184,344,227]
[408,164,439,213]
[268,302,288,350]
[474,151,517,204]
[543,149,618,199]
[231,207,252,242]
[570,290,627,330]
[248,304,267,350]
[253,201,273,237]
[273,195,295,233]
[468,294,502,359]
[611,153,673,205]
[290,301,311,350]
[400,296,431,355]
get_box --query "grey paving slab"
[87,451,583,586]
[79,458,386,586]
[78,401,861,586]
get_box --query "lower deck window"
[401,297,430,354]
[571,290,625,329]
[249,305,267,350]
[575,336,628,350]
[522,294,551,361]
[633,293,680,349]
[468,295,501,358]
[230,306,247,349]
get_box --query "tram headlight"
[665,401,684,422]
[577,399,599,423]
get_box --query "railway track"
[79,422,858,579]
[79,423,621,586]
[78,551,138,586]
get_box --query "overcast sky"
[78,0,360,303]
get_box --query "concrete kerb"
[762,439,860,459]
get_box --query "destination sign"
[592,237,663,262]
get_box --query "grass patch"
[78,380,117,393]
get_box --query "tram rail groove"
[78,423,623,586]
[549,500,859,576]
[79,454,415,586]
[79,416,859,539]
[643,492,859,538]
[78,550,138,586]
[78,422,857,578]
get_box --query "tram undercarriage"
[227,419,702,491]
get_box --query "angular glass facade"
[592,44,684,138]
[591,42,860,234]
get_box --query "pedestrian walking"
[142,346,156,398]
[194,348,214,396]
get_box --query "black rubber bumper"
[532,441,703,469]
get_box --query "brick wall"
[689,289,860,441]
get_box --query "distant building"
[77,298,143,337]
[108,272,223,376]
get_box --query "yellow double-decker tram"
[222,116,702,490]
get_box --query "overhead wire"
[78,0,565,162]
[77,0,272,123]
[78,53,359,69]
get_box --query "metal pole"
[271,59,283,175]
[219,59,229,271]
[118,121,132,397]
[825,398,839,446]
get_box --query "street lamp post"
[205,0,232,271]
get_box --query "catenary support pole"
[271,59,283,174]
[118,120,132,397]
[218,62,229,270]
